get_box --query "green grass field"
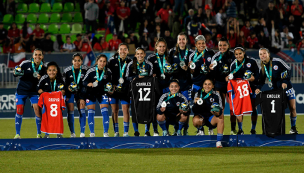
[1,116,303,173]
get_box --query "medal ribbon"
[31,59,43,74]
[164,92,177,102]
[72,65,82,85]
[118,56,127,79]
[156,53,166,75]
[137,61,145,72]
[231,58,245,74]
[200,89,213,100]
[51,79,56,92]
[96,66,105,82]
[192,50,205,63]
[178,48,188,63]
[214,52,224,62]
[264,63,272,84]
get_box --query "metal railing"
[0,63,303,88]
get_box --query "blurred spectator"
[7,0,16,18]
[129,0,140,31]
[116,0,130,33]
[79,35,93,52]
[14,37,25,53]
[271,22,284,53]
[225,0,237,19]
[155,0,167,12]
[53,35,64,52]
[241,20,254,39]
[246,32,259,49]
[141,0,154,22]
[237,30,246,47]
[291,0,303,23]
[93,36,109,52]
[164,29,174,48]
[8,23,20,40]
[20,22,33,52]
[139,19,152,37]
[202,5,217,29]
[184,9,195,31]
[285,15,298,40]
[258,30,270,48]
[263,1,280,32]
[281,25,294,47]
[174,0,185,16]
[187,17,202,46]
[125,37,131,44]
[0,22,8,45]
[104,1,115,34]
[129,30,139,47]
[84,0,99,33]
[154,16,168,33]
[109,34,122,51]
[297,38,304,55]
[287,39,296,51]
[3,39,14,53]
[41,34,54,54]
[62,36,76,52]
[214,34,222,48]
[276,0,289,17]
[157,3,173,25]
[300,21,304,37]
[226,18,237,48]
[149,36,158,51]
[254,18,270,38]
[172,16,182,39]
[32,24,45,49]
[197,6,204,23]
[215,9,226,30]
[205,33,214,49]
[139,32,149,51]
[256,0,271,15]
[211,28,218,42]
[74,34,82,51]
[151,25,164,40]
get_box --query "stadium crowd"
[1,0,304,54]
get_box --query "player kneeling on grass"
[192,79,224,148]
[156,79,190,136]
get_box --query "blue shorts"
[16,93,39,105]
[86,95,109,106]
[181,90,191,101]
[286,88,296,100]
[66,93,81,104]
[109,97,130,105]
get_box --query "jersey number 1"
[138,88,151,101]
[271,100,276,113]
[237,84,249,98]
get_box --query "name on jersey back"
[136,82,151,86]
[48,98,60,102]
[267,94,280,98]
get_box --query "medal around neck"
[180,61,185,67]
[228,73,234,80]
[33,72,38,78]
[197,98,203,105]
[93,80,98,87]
[211,61,217,68]
[268,82,273,88]
[190,62,196,69]
[161,74,166,80]
[161,101,167,108]
[119,78,124,84]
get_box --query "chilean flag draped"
[83,33,96,67]
[7,52,26,68]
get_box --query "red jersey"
[227,79,252,116]
[108,39,122,51]
[227,33,237,48]
[80,42,92,53]
[38,91,66,134]
[246,36,258,48]
[32,29,45,38]
[291,5,303,16]
[74,40,81,51]
[116,7,130,18]
[8,29,20,38]
[93,42,109,51]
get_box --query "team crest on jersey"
[16,98,18,103]
[210,98,214,102]
[81,74,84,78]
[103,75,107,79]
[86,99,89,103]
[109,98,112,102]
[273,65,278,70]
[176,102,180,106]
[246,63,251,68]
[207,57,211,62]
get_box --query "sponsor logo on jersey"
[16,98,18,103]
[86,99,89,103]
[207,57,211,62]
[81,74,84,78]
[176,102,180,106]
[273,65,278,70]
[27,68,31,71]
[109,98,112,102]
[103,75,107,79]
[210,98,214,102]
[246,63,251,68]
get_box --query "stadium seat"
[106,34,113,42]
[63,2,74,12]
[71,23,82,33]
[26,14,37,23]
[61,13,72,23]
[16,3,28,13]
[95,34,103,39]
[74,3,80,12]
[15,14,25,24]
[3,14,13,24]
[40,24,47,31]
[71,34,77,42]
[49,13,60,23]
[62,35,67,43]
[37,13,49,23]
[55,0,62,2]
[51,3,63,12]
[50,35,57,42]
[134,33,140,40]
[17,25,22,30]
[72,12,83,22]
[40,3,51,13]
[48,24,58,34]
[29,24,35,31]
[28,3,40,13]
[59,24,70,34]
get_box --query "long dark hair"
[132,47,145,72]
[94,54,108,72]
[46,61,63,83]
[274,29,282,45]
[56,34,64,48]
[154,37,169,61]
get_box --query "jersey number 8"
[50,104,58,117]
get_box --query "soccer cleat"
[80,133,85,137]
[176,130,181,136]
[90,133,95,137]
[153,131,159,136]
[114,132,119,137]
[290,126,298,134]
[196,130,205,136]
[14,134,21,139]
[123,132,129,137]
[57,134,63,138]
[36,134,42,138]
[171,130,177,136]
[144,131,151,137]
[134,131,140,137]
[103,132,109,137]
[230,130,237,135]
[162,130,169,136]
[44,134,50,138]
[237,129,244,135]
[216,141,223,148]
[250,129,256,135]
[70,133,76,138]
[183,130,188,136]
[208,129,214,135]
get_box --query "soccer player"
[192,79,224,148]
[168,32,194,136]
[209,37,236,135]
[83,54,113,137]
[126,47,153,136]
[156,80,190,136]
[147,37,172,136]
[229,45,260,134]
[188,35,215,135]
[108,43,132,137]
[63,53,89,137]
[13,48,46,139]
[255,48,298,134]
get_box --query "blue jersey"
[156,92,189,116]
[63,65,89,98]
[82,66,112,99]
[15,60,47,95]
[192,90,223,118]
[257,57,292,90]
[210,50,236,83]
[230,56,260,90]
[125,59,153,81]
[168,47,194,91]
[189,48,215,86]
[37,75,64,93]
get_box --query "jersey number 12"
[138,88,151,101]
